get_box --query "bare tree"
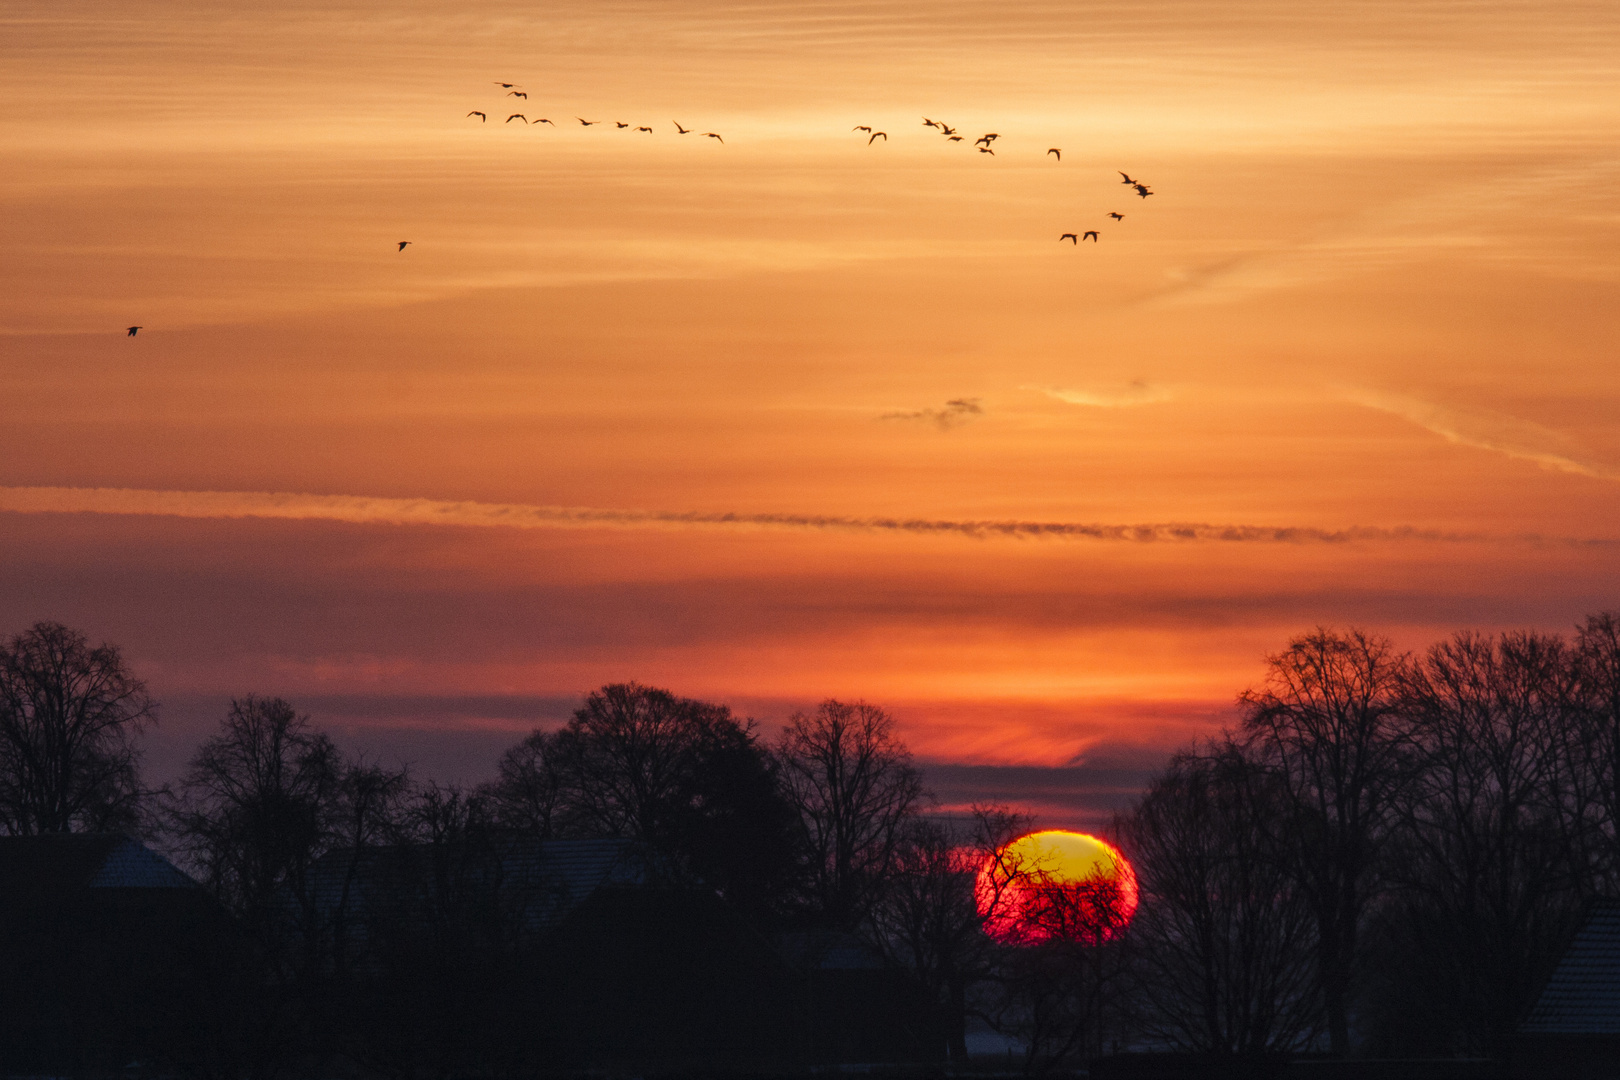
[778,699,925,930]
[871,805,1031,1063]
[1382,630,1586,1052]
[508,683,800,914]
[0,621,154,835]
[1239,628,1410,1054]
[481,728,564,837]
[167,696,346,947]
[1116,740,1321,1054]
[1571,612,1620,888]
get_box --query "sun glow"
[977,830,1139,946]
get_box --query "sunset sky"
[4,0,1618,827]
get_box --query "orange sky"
[3,0,1618,826]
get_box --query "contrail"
[0,485,1606,546]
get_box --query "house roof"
[0,834,197,892]
[1520,897,1620,1036]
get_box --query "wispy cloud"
[879,397,984,430]
[1342,388,1620,480]
[0,485,1609,546]
[1025,382,1172,408]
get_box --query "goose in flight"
[1133,183,1153,198]
[636,126,653,133]
[467,111,486,122]
[534,118,556,125]
[507,91,527,98]
[1059,233,1078,244]
[1047,148,1061,160]
[978,145,994,155]
[947,135,963,142]
[1108,212,1124,220]
[615,122,630,128]
[854,125,872,132]
[703,131,724,142]
[674,121,691,133]
[868,131,886,143]
[493,82,516,88]
[1082,231,1099,242]
[1119,171,1137,185]
[939,125,957,135]
[577,117,599,126]
[397,241,411,251]
[923,118,938,128]
[126,325,142,336]
[506,114,527,123]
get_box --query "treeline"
[3,616,1620,1072]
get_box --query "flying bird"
[923,118,938,128]
[636,126,653,133]
[980,133,1000,142]
[493,82,516,88]
[126,325,142,336]
[1119,171,1137,185]
[703,132,724,142]
[939,125,956,135]
[974,136,992,146]
[1047,148,1061,160]
[1108,212,1124,220]
[397,241,411,251]
[467,111,486,122]
[1059,234,1078,244]
[674,121,691,133]
[978,146,994,155]
[1082,231,1099,242]
[534,118,555,125]
[506,114,527,123]
[868,131,886,143]
[1133,183,1153,198]
[854,125,872,132]
[947,135,963,142]
[615,122,630,128]
[577,117,598,126]
[507,91,527,98]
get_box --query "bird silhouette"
[974,135,994,147]
[577,117,598,126]
[1108,212,1125,220]
[615,122,629,128]
[980,133,1000,142]
[947,135,963,142]
[397,241,411,251]
[673,121,691,134]
[703,132,723,142]
[1119,171,1137,185]
[1059,234,1078,244]
[506,114,527,123]
[534,118,555,125]
[507,91,527,98]
[126,325,142,336]
[1133,183,1153,198]
[1082,231,1099,242]
[868,131,886,143]
[467,111,486,122]
[1047,148,1061,160]
[854,125,872,133]
[636,126,653,133]
[923,118,938,128]
[978,146,994,155]
[493,82,516,88]
[939,125,957,135]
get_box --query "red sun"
[976,830,1138,946]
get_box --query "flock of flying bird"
[469,82,725,142]
[122,83,1158,335]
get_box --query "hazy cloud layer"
[4,484,1611,545]
[1026,382,1172,408]
[1344,388,1620,480]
